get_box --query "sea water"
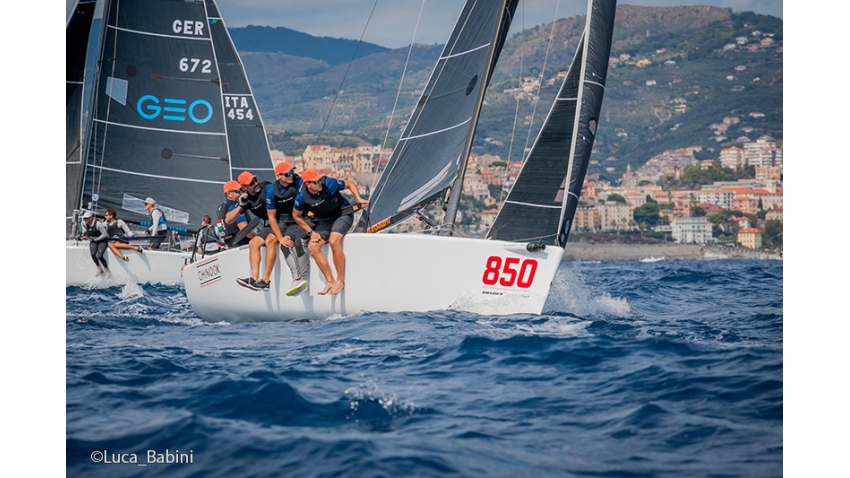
[66,260,782,477]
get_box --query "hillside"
[228,25,389,65]
[236,5,782,183]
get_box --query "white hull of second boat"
[66,240,189,288]
[184,233,564,322]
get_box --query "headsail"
[487,0,617,247]
[76,0,272,232]
[204,0,275,176]
[361,0,519,233]
[66,0,98,233]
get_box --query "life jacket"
[150,207,167,233]
[271,177,301,222]
[83,220,104,242]
[242,181,271,222]
[105,220,127,238]
[216,201,243,246]
[299,185,348,221]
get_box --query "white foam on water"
[117,282,146,300]
[544,263,631,317]
[448,291,548,316]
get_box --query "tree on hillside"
[633,202,660,227]
[763,219,783,249]
[607,193,626,203]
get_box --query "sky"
[65,0,782,48]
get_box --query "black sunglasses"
[278,171,294,178]
[307,180,321,185]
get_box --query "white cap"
[82,211,93,219]
[144,197,156,205]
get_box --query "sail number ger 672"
[482,256,538,288]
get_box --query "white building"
[720,147,745,169]
[672,217,713,244]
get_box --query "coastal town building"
[737,227,763,249]
[671,217,713,244]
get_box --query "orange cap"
[274,162,294,175]
[223,180,241,193]
[301,169,322,182]
[237,171,256,186]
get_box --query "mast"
[442,0,511,234]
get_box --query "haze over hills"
[232,5,782,183]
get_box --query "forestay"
[487,0,617,247]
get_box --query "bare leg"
[328,233,346,295]
[248,236,264,280]
[308,238,335,295]
[108,243,126,260]
[262,235,279,282]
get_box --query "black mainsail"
[360,0,519,233]
[487,0,617,247]
[73,0,273,233]
[66,0,98,233]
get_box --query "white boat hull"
[184,233,564,322]
[66,240,189,288]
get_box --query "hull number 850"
[482,256,538,288]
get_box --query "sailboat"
[66,0,275,288]
[183,0,617,322]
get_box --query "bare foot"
[328,280,345,295]
[318,281,334,295]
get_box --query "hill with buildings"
[236,5,782,184]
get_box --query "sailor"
[80,211,110,276]
[227,171,275,291]
[216,180,256,248]
[144,197,168,249]
[292,169,369,295]
[195,215,222,257]
[103,208,144,262]
[265,162,312,296]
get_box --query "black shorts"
[313,214,353,242]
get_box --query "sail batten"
[72,0,273,233]
[487,0,617,247]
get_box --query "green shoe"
[286,279,308,296]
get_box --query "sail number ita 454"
[482,256,538,289]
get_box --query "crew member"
[195,215,222,257]
[80,211,110,276]
[103,208,144,262]
[265,162,311,296]
[227,171,275,291]
[216,180,256,249]
[292,169,369,295]
[144,197,168,249]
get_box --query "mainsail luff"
[66,0,98,234]
[486,0,617,247]
[77,0,256,232]
[442,0,514,233]
[360,0,520,234]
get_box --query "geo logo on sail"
[137,95,213,124]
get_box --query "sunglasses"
[278,171,294,178]
[307,180,321,185]
[249,178,258,185]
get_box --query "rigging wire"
[501,0,526,204]
[372,0,427,193]
[521,0,561,162]
[310,0,381,165]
